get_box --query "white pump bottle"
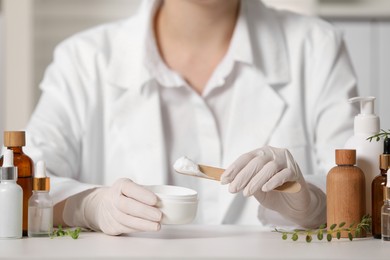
[344,96,383,216]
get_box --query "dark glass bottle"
[372,137,390,239]
[0,131,33,236]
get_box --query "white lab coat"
[25,0,358,226]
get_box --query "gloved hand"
[62,178,163,235]
[221,146,326,228]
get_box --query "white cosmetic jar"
[145,185,198,225]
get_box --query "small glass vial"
[28,161,53,237]
[382,169,390,242]
[0,150,23,239]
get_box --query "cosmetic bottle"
[0,150,23,239]
[372,137,390,239]
[0,131,33,236]
[28,161,53,237]
[382,169,390,241]
[327,149,366,238]
[344,97,383,216]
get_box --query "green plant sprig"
[367,129,390,142]
[50,225,81,239]
[274,214,371,243]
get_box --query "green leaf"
[367,130,390,142]
[51,226,81,239]
[277,214,373,243]
[69,228,81,239]
[348,232,353,241]
[355,228,361,238]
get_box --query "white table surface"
[1,225,389,260]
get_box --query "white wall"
[327,20,390,130]
[2,0,141,131]
[2,0,34,132]
[0,9,3,146]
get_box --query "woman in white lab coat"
[25,0,357,235]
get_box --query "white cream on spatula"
[173,156,209,178]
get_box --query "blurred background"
[0,0,390,146]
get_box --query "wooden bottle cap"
[3,131,26,147]
[335,149,356,165]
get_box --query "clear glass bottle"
[382,199,390,241]
[382,171,390,242]
[28,161,53,237]
[0,131,33,236]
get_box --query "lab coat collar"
[107,0,291,92]
[244,0,291,86]
[231,0,253,66]
[106,0,158,93]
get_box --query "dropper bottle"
[28,161,53,237]
[372,137,390,238]
[1,131,33,236]
[0,150,23,239]
[382,169,390,241]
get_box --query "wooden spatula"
[178,164,301,193]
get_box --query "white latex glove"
[221,146,326,228]
[63,178,162,235]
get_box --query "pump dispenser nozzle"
[349,96,375,115]
[348,96,380,134]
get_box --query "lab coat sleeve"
[25,39,100,205]
[260,29,358,229]
[305,27,358,190]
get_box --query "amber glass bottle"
[0,131,33,236]
[372,137,390,239]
